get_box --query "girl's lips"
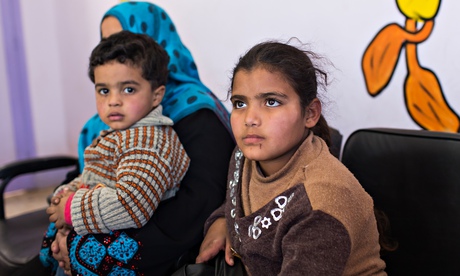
[242,134,264,144]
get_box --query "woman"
[17,2,234,276]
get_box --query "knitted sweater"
[206,132,386,275]
[57,106,190,235]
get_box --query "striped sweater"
[56,106,190,235]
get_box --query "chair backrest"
[341,128,460,275]
[329,126,343,159]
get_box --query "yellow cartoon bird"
[396,0,441,21]
[362,0,459,132]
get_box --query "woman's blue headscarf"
[78,1,231,171]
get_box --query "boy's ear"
[304,98,322,128]
[152,85,165,106]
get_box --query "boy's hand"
[47,192,73,229]
[50,187,72,205]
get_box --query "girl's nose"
[244,107,260,127]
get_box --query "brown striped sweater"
[56,106,190,235]
[206,132,386,275]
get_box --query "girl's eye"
[123,87,135,94]
[98,88,109,95]
[266,98,280,107]
[233,101,246,109]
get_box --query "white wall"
[2,0,460,169]
[153,0,460,139]
[17,0,117,161]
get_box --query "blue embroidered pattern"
[39,222,58,272]
[45,222,57,237]
[68,231,140,275]
[108,232,139,263]
[79,235,106,269]
[108,266,137,276]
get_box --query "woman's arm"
[139,109,235,273]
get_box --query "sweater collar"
[130,105,173,129]
[250,131,325,184]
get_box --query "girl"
[197,41,387,275]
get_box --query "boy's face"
[94,61,164,130]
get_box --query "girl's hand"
[195,218,235,266]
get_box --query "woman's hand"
[52,227,72,275]
[195,218,234,266]
[50,193,72,275]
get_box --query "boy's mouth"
[108,112,124,121]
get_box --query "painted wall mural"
[362,0,459,132]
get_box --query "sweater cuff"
[65,193,75,226]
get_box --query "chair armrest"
[0,156,78,219]
[0,156,78,180]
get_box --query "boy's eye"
[98,88,109,95]
[233,100,246,109]
[266,98,280,107]
[123,87,135,94]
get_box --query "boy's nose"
[108,94,121,106]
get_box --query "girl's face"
[230,67,320,176]
[94,61,164,130]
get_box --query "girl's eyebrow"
[230,94,247,102]
[255,92,287,99]
[231,91,287,101]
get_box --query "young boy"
[46,30,190,235]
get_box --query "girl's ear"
[152,85,166,106]
[304,98,322,128]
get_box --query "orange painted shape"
[404,19,459,132]
[362,24,406,96]
[362,20,434,96]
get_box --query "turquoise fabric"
[78,1,231,171]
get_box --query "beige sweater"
[208,132,386,275]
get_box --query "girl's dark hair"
[229,41,331,146]
[88,30,169,90]
[374,208,399,255]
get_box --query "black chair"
[0,156,78,275]
[341,128,460,276]
[329,126,343,159]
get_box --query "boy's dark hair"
[230,41,331,146]
[88,30,169,90]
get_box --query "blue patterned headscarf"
[78,1,231,171]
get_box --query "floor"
[4,186,54,218]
